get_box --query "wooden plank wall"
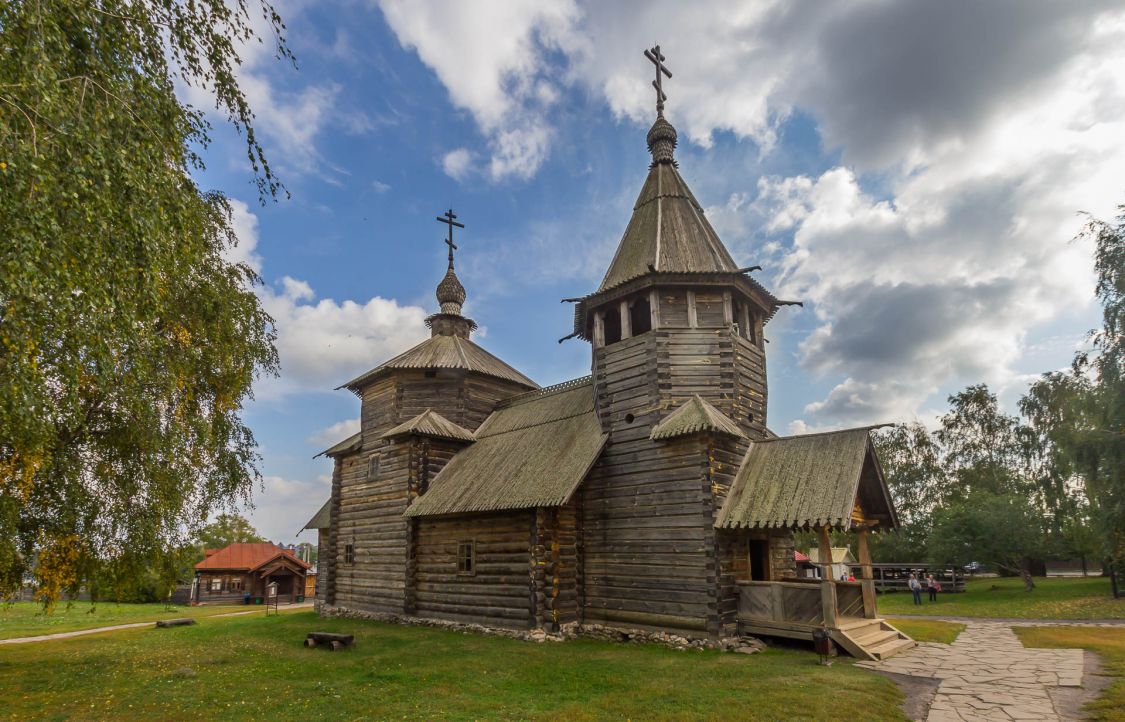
[732,335,769,440]
[316,529,328,599]
[414,510,534,628]
[532,500,581,628]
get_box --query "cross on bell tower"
[436,208,464,270]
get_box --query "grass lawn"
[1015,626,1125,722]
[877,576,1124,620]
[0,601,248,639]
[0,610,907,721]
[886,618,965,644]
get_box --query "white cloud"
[256,276,429,399]
[441,148,474,180]
[377,0,583,181]
[371,180,392,193]
[244,473,331,543]
[308,418,361,448]
[224,198,263,273]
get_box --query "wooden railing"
[736,579,877,628]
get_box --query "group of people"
[908,572,941,605]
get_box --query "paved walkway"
[858,620,1091,721]
[0,603,313,646]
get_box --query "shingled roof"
[404,377,607,517]
[650,395,746,441]
[302,499,331,531]
[380,409,475,443]
[716,428,898,531]
[313,431,361,459]
[339,335,538,392]
[598,161,739,292]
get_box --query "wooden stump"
[305,632,354,650]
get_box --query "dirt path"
[0,603,313,646]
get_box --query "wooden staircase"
[830,617,915,661]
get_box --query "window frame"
[344,543,355,565]
[457,540,475,576]
[367,453,381,481]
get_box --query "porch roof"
[716,428,898,531]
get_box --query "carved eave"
[564,271,799,342]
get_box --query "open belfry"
[307,46,912,660]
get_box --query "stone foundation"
[319,604,764,653]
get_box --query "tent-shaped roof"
[302,499,331,531]
[404,377,607,517]
[650,395,746,441]
[195,543,311,572]
[599,161,739,292]
[380,409,475,443]
[339,335,537,392]
[314,432,361,459]
[716,428,898,531]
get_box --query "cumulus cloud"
[226,200,429,399]
[308,418,361,449]
[244,474,331,543]
[224,198,263,273]
[441,148,474,180]
[377,0,582,180]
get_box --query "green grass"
[1015,626,1125,722]
[0,610,907,721]
[885,618,965,644]
[877,577,1124,619]
[0,601,247,639]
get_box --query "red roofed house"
[193,543,310,605]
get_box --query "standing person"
[926,574,938,602]
[909,573,922,605]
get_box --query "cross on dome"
[436,208,464,269]
[644,45,672,117]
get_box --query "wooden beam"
[649,289,660,330]
[722,290,733,326]
[816,525,833,580]
[593,311,605,348]
[686,290,698,328]
[620,300,631,339]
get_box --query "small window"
[457,541,475,576]
[367,455,381,481]
[230,578,243,592]
[210,578,222,592]
[629,297,652,335]
[344,544,355,565]
[603,308,622,345]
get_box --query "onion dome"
[436,265,466,315]
[647,115,677,166]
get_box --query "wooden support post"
[619,300,631,339]
[593,311,605,348]
[722,290,733,326]
[820,579,838,629]
[686,290,698,328]
[740,304,752,342]
[856,528,877,618]
[816,525,833,580]
[649,290,660,330]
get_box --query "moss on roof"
[404,378,607,517]
[716,428,897,530]
[650,395,746,441]
[380,409,475,443]
[313,432,361,459]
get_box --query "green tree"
[869,422,946,561]
[937,385,1027,499]
[929,493,1046,590]
[0,0,286,606]
[195,513,265,551]
[1021,207,1125,572]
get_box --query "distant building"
[807,547,858,580]
[193,543,310,605]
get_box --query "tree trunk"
[1021,569,1035,592]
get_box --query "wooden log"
[155,618,196,628]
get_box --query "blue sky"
[185,1,1125,542]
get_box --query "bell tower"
[571,46,799,636]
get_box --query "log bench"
[155,618,197,628]
[304,632,354,651]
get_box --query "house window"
[457,541,475,576]
[210,578,222,592]
[230,577,243,592]
[368,454,381,481]
[345,544,355,565]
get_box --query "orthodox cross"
[436,208,464,268]
[644,45,672,116]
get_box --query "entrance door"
[748,539,770,581]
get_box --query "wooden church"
[307,47,912,660]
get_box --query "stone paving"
[857,621,1087,721]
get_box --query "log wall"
[414,510,535,628]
